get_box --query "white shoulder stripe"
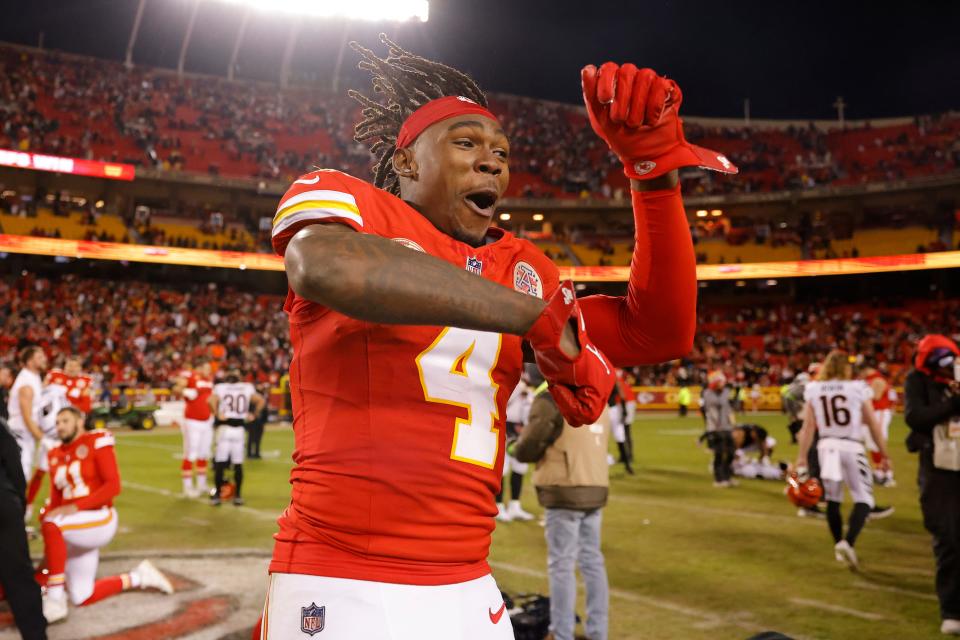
[277,189,358,214]
[293,175,320,185]
[272,209,364,237]
[94,434,115,449]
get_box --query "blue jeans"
[545,508,608,640]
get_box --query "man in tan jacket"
[512,371,611,640]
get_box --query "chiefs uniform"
[43,430,121,604]
[180,369,214,459]
[864,369,896,484]
[262,169,557,636]
[46,369,94,414]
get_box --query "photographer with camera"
[904,335,960,636]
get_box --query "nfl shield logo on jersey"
[300,603,325,635]
[466,256,483,275]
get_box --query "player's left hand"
[581,62,738,180]
[524,281,616,427]
[44,504,78,521]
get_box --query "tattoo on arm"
[285,225,546,335]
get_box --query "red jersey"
[180,370,213,421]
[270,170,559,585]
[46,369,94,414]
[865,370,893,411]
[47,430,120,510]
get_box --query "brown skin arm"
[630,171,679,192]
[285,224,579,354]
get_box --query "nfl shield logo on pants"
[300,603,325,635]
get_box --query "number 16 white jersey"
[213,382,256,420]
[804,380,873,441]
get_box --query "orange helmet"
[786,473,823,508]
[219,482,236,500]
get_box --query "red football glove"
[524,281,616,426]
[581,62,739,180]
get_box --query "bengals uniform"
[262,169,558,638]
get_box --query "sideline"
[123,480,279,522]
[788,597,888,621]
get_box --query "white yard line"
[854,580,938,601]
[788,597,888,621]
[491,560,811,639]
[116,437,291,465]
[122,480,279,521]
[870,564,935,578]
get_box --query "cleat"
[507,501,534,521]
[132,560,174,594]
[834,540,859,570]
[210,495,222,506]
[869,505,895,520]
[233,496,245,506]
[42,591,68,624]
[495,503,512,523]
[941,619,960,635]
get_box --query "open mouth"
[463,188,498,218]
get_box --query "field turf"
[32,413,941,639]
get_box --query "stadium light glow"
[499,213,511,221]
[532,213,544,221]
[710,209,723,217]
[215,0,429,21]
[695,209,708,218]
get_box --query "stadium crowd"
[2,45,958,202]
[2,271,957,399]
[0,274,290,392]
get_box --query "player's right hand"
[524,281,616,426]
[581,62,738,180]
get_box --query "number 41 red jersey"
[47,430,120,511]
[270,169,559,585]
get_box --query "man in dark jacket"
[513,367,611,640]
[0,416,47,639]
[904,334,960,636]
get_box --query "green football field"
[34,413,941,640]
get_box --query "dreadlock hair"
[349,33,488,196]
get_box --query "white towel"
[817,437,863,482]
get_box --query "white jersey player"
[497,378,534,522]
[796,350,890,570]
[7,346,48,477]
[209,372,265,506]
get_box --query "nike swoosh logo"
[293,175,320,185]
[488,603,506,624]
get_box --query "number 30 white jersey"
[804,380,873,441]
[213,382,256,421]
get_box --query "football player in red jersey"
[39,406,173,623]
[258,36,735,640]
[26,356,95,513]
[862,361,897,486]
[172,359,215,497]
[46,356,94,414]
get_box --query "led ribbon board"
[0,149,136,181]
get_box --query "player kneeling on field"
[209,371,265,506]
[40,406,173,623]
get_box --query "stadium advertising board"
[0,148,136,181]
[3,234,960,280]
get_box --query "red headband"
[396,96,498,149]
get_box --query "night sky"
[1,0,958,120]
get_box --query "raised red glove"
[524,281,616,426]
[581,62,738,180]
